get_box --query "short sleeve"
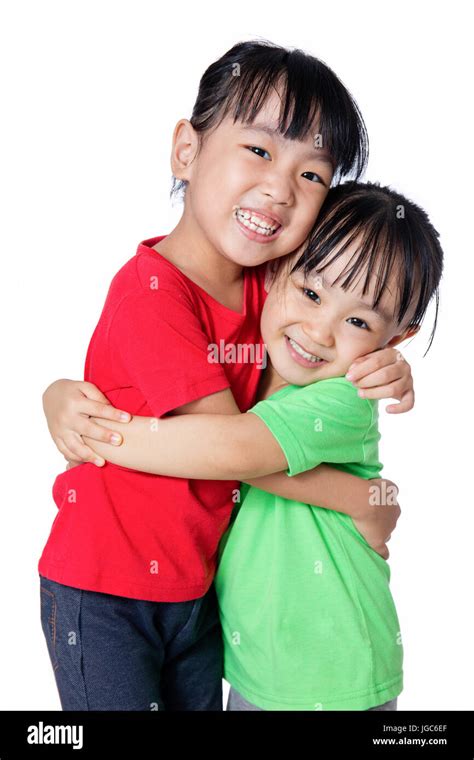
[108,288,230,418]
[248,378,377,476]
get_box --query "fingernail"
[95,458,105,467]
[110,434,121,444]
[120,412,130,421]
[358,389,365,397]
[346,372,354,380]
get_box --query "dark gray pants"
[40,574,223,711]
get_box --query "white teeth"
[288,337,323,363]
[233,207,280,236]
[249,215,273,229]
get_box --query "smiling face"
[260,238,419,386]
[173,87,335,268]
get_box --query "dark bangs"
[291,182,444,354]
[171,39,369,199]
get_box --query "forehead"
[295,242,404,326]
[218,88,335,166]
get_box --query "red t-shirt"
[38,235,268,602]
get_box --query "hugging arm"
[43,347,415,465]
[44,379,399,555]
[82,405,382,522]
[84,411,287,480]
[44,378,373,517]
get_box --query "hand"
[352,478,401,559]
[42,379,131,467]
[345,347,414,414]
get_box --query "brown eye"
[303,288,321,303]
[302,171,326,186]
[347,317,369,331]
[247,146,271,160]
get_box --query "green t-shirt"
[214,376,403,710]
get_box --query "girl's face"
[260,240,418,386]
[179,88,335,268]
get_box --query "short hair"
[291,181,444,354]
[170,38,368,201]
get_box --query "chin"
[281,365,315,386]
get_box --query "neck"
[256,362,289,402]
[157,208,243,288]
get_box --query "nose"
[302,319,334,349]
[261,168,295,206]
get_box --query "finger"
[56,438,84,463]
[79,398,131,423]
[72,416,124,445]
[66,460,81,470]
[377,544,389,560]
[381,478,398,493]
[386,390,415,414]
[345,348,397,383]
[79,381,113,404]
[351,364,400,390]
[63,433,105,466]
[355,382,403,401]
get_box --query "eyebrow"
[239,124,335,167]
[352,297,393,325]
[308,272,395,324]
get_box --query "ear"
[170,119,200,184]
[385,325,420,349]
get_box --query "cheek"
[260,296,278,333]
[261,288,290,334]
[340,330,378,359]
[259,308,273,346]
[224,152,259,189]
[290,192,328,240]
[195,151,238,197]
[311,191,328,220]
[192,167,235,226]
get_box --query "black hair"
[291,181,444,355]
[170,38,368,201]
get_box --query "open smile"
[285,335,328,368]
[233,206,283,243]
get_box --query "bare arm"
[83,411,289,480]
[46,379,399,556]
[245,466,372,519]
[244,469,401,559]
[83,413,381,520]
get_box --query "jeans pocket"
[40,579,59,671]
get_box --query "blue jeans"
[39,574,223,711]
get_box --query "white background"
[1,0,472,710]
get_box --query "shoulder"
[310,376,378,427]
[108,248,195,299]
[268,376,377,425]
[104,248,198,322]
[296,376,368,401]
